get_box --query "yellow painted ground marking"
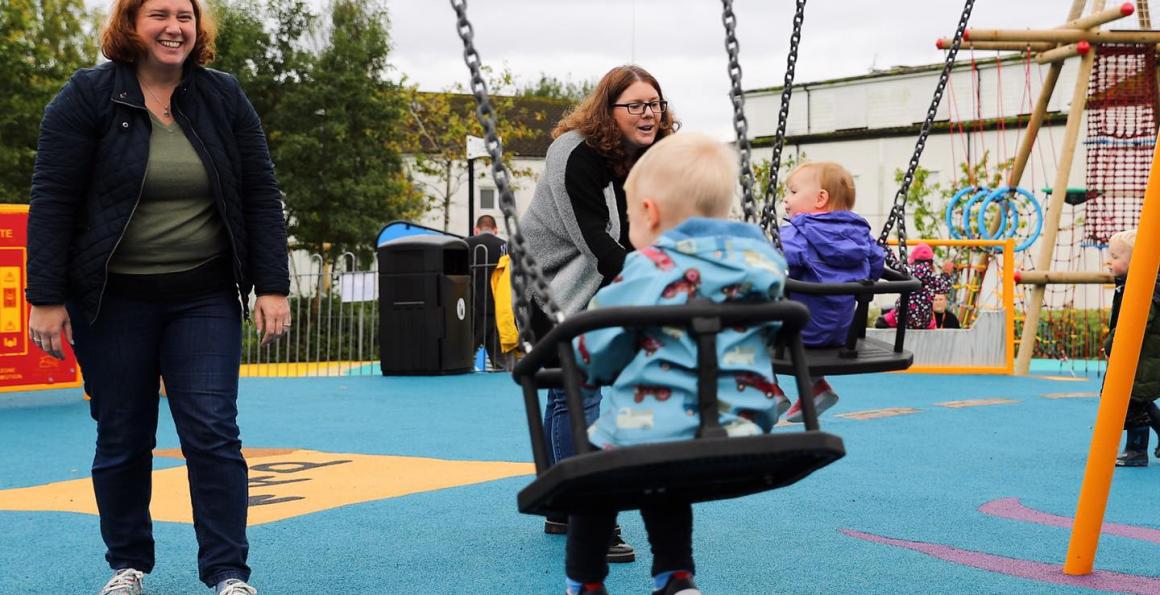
[0,449,533,526]
[935,398,1019,408]
[1042,391,1099,399]
[835,407,921,420]
[1031,375,1089,382]
[238,361,376,377]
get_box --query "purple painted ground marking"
[842,529,1160,594]
[979,497,1160,544]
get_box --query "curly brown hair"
[553,65,678,177]
[100,0,216,66]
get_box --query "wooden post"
[1015,270,1115,284]
[1014,0,1105,376]
[1058,2,1134,29]
[964,29,1160,43]
[937,40,1054,51]
[1064,110,1160,577]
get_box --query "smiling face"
[932,293,948,314]
[1106,238,1132,277]
[135,0,196,71]
[783,167,829,219]
[612,81,660,150]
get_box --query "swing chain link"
[878,0,975,270]
[721,0,761,242]
[760,0,807,249]
[451,0,560,351]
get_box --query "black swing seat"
[773,268,921,377]
[512,299,845,516]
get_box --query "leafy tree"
[748,151,805,225]
[212,0,422,265]
[402,69,550,231]
[517,73,594,102]
[0,0,98,202]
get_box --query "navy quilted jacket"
[27,61,289,322]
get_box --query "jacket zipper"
[173,100,247,315]
[93,98,149,323]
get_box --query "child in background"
[779,162,885,422]
[566,133,787,595]
[1103,229,1160,467]
[878,242,952,330]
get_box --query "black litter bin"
[378,235,473,375]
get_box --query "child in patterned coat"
[564,133,787,595]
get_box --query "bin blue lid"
[376,220,464,247]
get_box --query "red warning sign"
[0,205,80,392]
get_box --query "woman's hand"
[28,304,72,360]
[253,294,292,346]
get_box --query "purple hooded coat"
[781,211,885,347]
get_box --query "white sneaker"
[217,579,257,595]
[99,569,144,595]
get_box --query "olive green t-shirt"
[108,112,228,274]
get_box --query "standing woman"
[519,65,677,554]
[26,1,289,593]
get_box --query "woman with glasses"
[518,64,677,566]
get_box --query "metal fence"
[240,252,380,377]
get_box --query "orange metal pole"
[1003,238,1015,375]
[1063,129,1160,575]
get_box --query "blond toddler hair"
[624,132,737,219]
[787,161,857,211]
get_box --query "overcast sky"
[384,0,1083,139]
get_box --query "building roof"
[746,52,1030,95]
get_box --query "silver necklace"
[139,79,171,118]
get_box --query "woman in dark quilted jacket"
[25,1,289,594]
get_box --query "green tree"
[212,0,422,265]
[749,151,805,226]
[402,69,547,231]
[0,0,98,202]
[517,73,594,102]
[275,0,421,264]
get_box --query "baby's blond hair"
[788,161,856,211]
[624,132,737,218]
[1110,229,1137,251]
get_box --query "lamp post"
[466,135,488,236]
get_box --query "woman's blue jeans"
[543,386,602,467]
[69,290,250,587]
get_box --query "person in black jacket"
[465,215,508,369]
[26,1,288,593]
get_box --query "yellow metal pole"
[1063,129,1160,575]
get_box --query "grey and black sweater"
[519,130,630,315]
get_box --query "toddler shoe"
[771,383,791,418]
[652,571,701,595]
[785,379,840,423]
[1116,450,1148,467]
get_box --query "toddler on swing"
[565,133,787,595]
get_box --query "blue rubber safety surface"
[1,369,1158,594]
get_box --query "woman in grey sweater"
[518,64,677,559]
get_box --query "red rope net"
[1084,43,1158,245]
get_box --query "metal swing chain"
[451,0,561,352]
[877,0,975,269]
[760,0,807,247]
[721,0,762,242]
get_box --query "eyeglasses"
[612,100,668,115]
